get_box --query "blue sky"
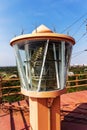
[0,0,87,66]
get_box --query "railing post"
[76,74,78,87]
[86,74,87,84]
[66,76,69,88]
[0,76,2,104]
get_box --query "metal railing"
[67,73,87,89]
[0,73,87,102]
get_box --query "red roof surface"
[0,100,29,130]
[1,90,87,130]
[61,90,87,130]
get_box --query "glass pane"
[14,40,72,92]
[30,42,45,91]
[13,44,29,90]
[28,41,60,91]
[65,42,72,67]
[64,42,72,86]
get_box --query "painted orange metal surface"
[24,89,66,130]
[29,96,60,130]
[21,88,66,98]
[10,25,75,46]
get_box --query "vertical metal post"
[53,43,60,89]
[25,44,29,81]
[37,40,49,91]
[59,43,61,87]
[25,44,32,88]
[60,41,65,89]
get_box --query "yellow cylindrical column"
[24,89,66,130]
[29,98,51,130]
[29,96,60,130]
[51,96,60,130]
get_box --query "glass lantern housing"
[10,25,75,92]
